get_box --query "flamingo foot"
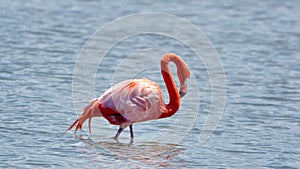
[112,137,120,144]
[129,137,134,145]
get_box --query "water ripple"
[1,0,300,168]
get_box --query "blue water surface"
[1,1,300,168]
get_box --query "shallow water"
[1,1,300,168]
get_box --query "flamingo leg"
[129,125,134,138]
[129,125,134,144]
[113,127,123,140]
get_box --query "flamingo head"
[177,62,190,98]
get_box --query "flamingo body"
[99,79,166,125]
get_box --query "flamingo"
[67,53,190,143]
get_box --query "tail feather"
[75,121,82,131]
[66,119,79,132]
[88,117,92,135]
[66,98,102,134]
[83,98,97,112]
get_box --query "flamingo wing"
[99,79,166,124]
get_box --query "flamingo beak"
[179,90,186,98]
[179,80,187,98]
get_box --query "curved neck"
[159,54,181,118]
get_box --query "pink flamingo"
[67,53,190,142]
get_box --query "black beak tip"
[179,91,186,98]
